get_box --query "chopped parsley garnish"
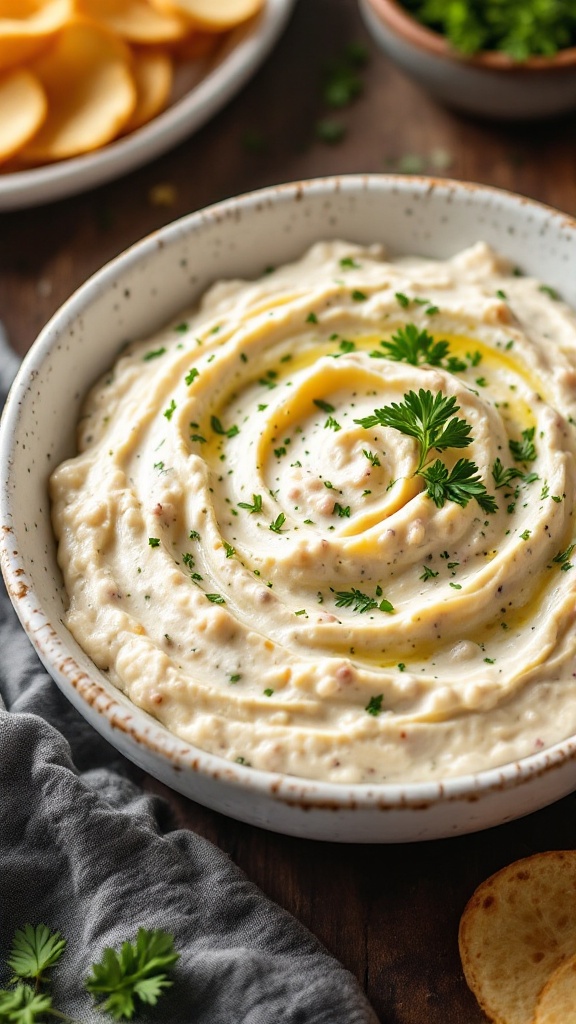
[553,544,575,571]
[509,426,537,463]
[190,432,206,444]
[340,257,360,269]
[269,513,286,533]
[363,449,381,466]
[365,694,384,716]
[223,542,235,558]
[143,347,166,361]
[306,312,318,324]
[333,588,394,614]
[539,284,559,300]
[520,529,531,541]
[339,339,356,353]
[185,368,199,385]
[206,593,225,604]
[395,292,410,308]
[333,502,351,517]
[325,415,341,431]
[163,400,176,421]
[211,415,239,438]
[189,530,200,541]
[314,398,335,414]
[238,494,262,513]
[230,674,241,683]
[173,321,188,333]
[263,688,274,697]
[420,565,439,581]
[492,457,523,489]
[148,537,160,548]
[351,289,367,302]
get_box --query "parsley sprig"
[0,924,179,1024]
[86,929,179,1021]
[355,389,472,472]
[380,324,449,367]
[509,427,537,463]
[355,389,496,512]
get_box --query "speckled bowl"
[3,175,576,843]
[359,0,576,120]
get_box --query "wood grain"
[3,1,576,1020]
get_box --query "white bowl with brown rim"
[2,174,576,843]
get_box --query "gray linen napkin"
[0,330,378,1024]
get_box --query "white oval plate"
[0,0,295,211]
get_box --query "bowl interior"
[3,175,576,810]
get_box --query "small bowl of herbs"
[359,0,576,119]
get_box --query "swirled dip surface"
[51,242,576,783]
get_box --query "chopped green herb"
[333,503,351,517]
[269,513,286,533]
[363,449,381,466]
[223,542,235,558]
[230,674,241,683]
[211,415,239,438]
[539,284,560,300]
[325,415,341,431]
[340,257,360,269]
[238,494,262,514]
[351,289,367,302]
[420,565,439,581]
[365,694,384,716]
[143,347,166,361]
[173,321,188,333]
[380,323,449,367]
[492,458,523,489]
[395,291,410,308]
[185,367,199,385]
[148,537,160,548]
[509,426,536,463]
[263,688,274,697]
[189,530,200,541]
[314,398,335,414]
[306,312,318,324]
[163,400,176,421]
[206,593,225,604]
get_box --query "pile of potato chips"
[0,0,264,166]
[459,851,576,1023]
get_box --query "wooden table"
[3,2,576,1021]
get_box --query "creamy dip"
[50,242,576,784]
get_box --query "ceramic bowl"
[3,175,576,844]
[359,0,576,120]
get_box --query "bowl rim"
[3,172,576,813]
[365,0,576,72]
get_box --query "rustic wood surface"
[2,2,576,1021]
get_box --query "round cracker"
[459,851,576,1024]
[121,47,172,133]
[19,19,136,162]
[150,0,265,32]
[535,953,576,1024]
[76,0,189,44]
[0,67,46,162]
[0,0,73,71]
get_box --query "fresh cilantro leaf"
[421,458,497,512]
[7,925,66,984]
[86,928,179,1022]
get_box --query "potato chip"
[535,953,576,1024]
[0,0,72,71]
[0,67,46,163]
[459,851,576,1024]
[76,0,189,44]
[122,47,172,133]
[19,19,136,162]
[150,0,265,32]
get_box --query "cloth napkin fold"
[0,330,378,1024]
